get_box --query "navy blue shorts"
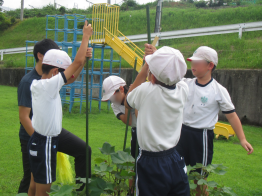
[131,127,139,159]
[27,131,59,184]
[176,124,214,176]
[136,146,190,196]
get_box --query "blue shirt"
[17,69,41,141]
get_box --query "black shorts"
[27,131,59,184]
[176,124,214,176]
[136,146,190,196]
[130,127,139,159]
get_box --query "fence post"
[239,24,245,39]
[0,50,3,61]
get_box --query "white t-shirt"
[182,78,235,130]
[30,72,67,136]
[127,81,188,152]
[111,103,137,128]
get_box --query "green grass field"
[0,85,262,195]
[0,5,262,69]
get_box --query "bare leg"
[35,182,52,196]
[28,173,36,196]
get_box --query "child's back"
[129,80,188,152]
[125,46,190,196]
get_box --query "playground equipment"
[25,13,122,112]
[214,122,236,139]
[91,3,144,72]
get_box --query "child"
[101,76,138,158]
[27,21,93,196]
[177,46,254,194]
[125,46,190,196]
[102,76,138,195]
[145,44,253,195]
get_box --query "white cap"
[187,46,218,66]
[145,46,187,85]
[102,76,126,101]
[43,49,72,70]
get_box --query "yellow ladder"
[104,28,144,72]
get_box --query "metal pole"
[20,0,24,21]
[123,57,137,151]
[154,0,162,46]
[86,57,90,195]
[146,5,151,44]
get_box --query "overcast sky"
[4,0,156,10]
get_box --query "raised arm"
[124,62,148,109]
[64,21,93,80]
[65,47,92,85]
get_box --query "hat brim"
[101,91,115,101]
[187,56,205,62]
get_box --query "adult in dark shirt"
[17,39,92,194]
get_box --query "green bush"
[195,1,207,7]
[0,13,11,32]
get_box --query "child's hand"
[144,43,157,56]
[240,139,254,155]
[86,47,92,58]
[83,20,93,39]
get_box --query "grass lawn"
[0,85,261,195]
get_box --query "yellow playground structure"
[91,3,144,72]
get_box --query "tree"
[59,6,66,14]
[0,0,4,6]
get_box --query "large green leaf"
[89,177,107,196]
[94,162,113,174]
[99,142,115,155]
[189,182,197,189]
[16,194,28,196]
[94,157,106,164]
[111,151,135,164]
[197,179,207,185]
[120,170,136,177]
[48,185,75,196]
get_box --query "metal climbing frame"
[24,13,122,113]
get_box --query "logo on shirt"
[53,145,56,149]
[201,96,208,104]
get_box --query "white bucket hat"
[102,76,126,101]
[187,46,218,66]
[145,46,187,85]
[43,49,72,69]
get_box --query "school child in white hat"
[102,76,138,195]
[125,46,190,196]
[27,21,93,196]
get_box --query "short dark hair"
[42,64,65,75]
[33,39,60,62]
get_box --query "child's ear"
[119,86,124,93]
[37,52,44,62]
[208,62,215,71]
